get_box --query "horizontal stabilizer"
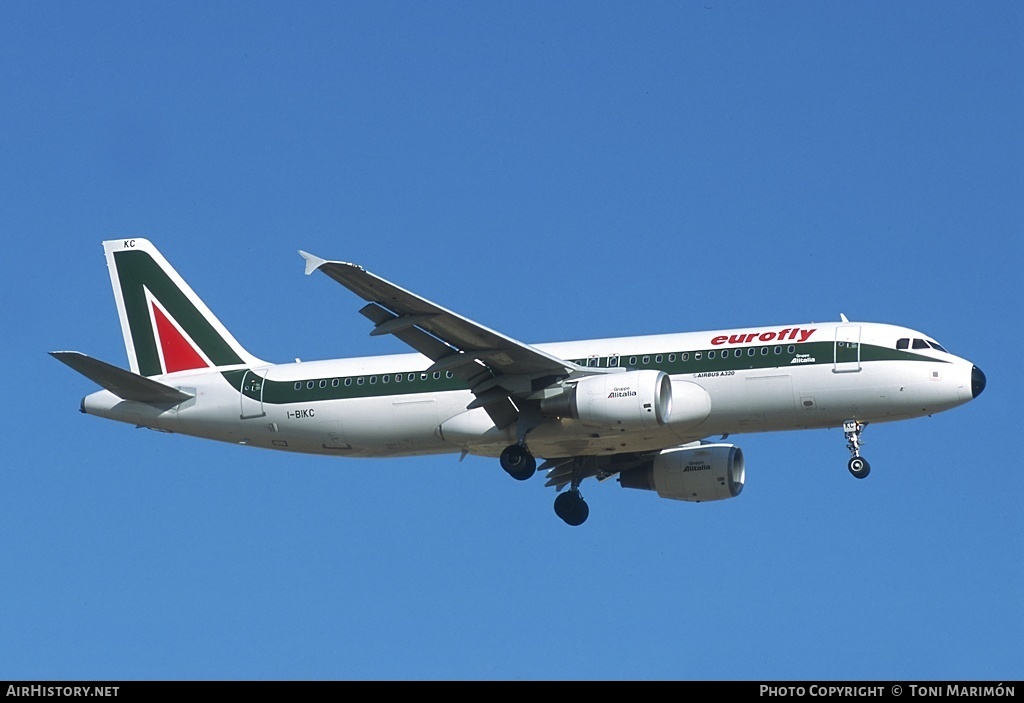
[49,351,194,404]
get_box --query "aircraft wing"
[300,252,586,428]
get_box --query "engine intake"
[619,443,744,502]
[541,370,671,431]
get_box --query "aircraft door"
[240,368,268,419]
[834,325,862,373]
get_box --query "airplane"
[51,238,987,526]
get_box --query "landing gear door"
[834,325,862,373]
[240,367,268,419]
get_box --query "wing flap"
[542,453,654,489]
[358,302,519,429]
[358,303,455,362]
[50,351,194,404]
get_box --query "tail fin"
[103,238,264,376]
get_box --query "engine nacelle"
[619,443,744,502]
[541,370,671,431]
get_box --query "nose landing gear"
[844,420,871,479]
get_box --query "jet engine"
[541,370,671,431]
[619,443,744,502]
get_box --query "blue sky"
[2,1,1021,681]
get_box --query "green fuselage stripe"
[226,341,941,405]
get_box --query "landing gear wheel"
[848,456,871,479]
[843,420,871,480]
[500,444,536,481]
[554,490,589,526]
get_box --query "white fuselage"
[80,321,979,461]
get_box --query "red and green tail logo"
[148,294,213,373]
[107,240,256,376]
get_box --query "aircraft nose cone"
[972,365,986,399]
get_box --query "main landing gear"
[844,420,871,479]
[553,457,590,526]
[500,412,540,482]
[500,443,536,481]
[554,489,589,527]
[498,444,591,526]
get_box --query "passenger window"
[408,373,416,382]
[628,357,637,365]
[655,354,663,363]
[642,355,650,364]
[319,380,327,388]
[421,373,428,380]
[897,338,910,350]
[609,355,620,367]
[395,374,402,383]
[761,347,769,356]
[294,382,302,391]
[695,352,702,361]
[707,351,715,359]
[306,381,315,390]
[787,345,795,354]
[370,376,377,384]
[332,379,339,387]
[345,378,353,387]
[357,377,364,385]
[774,346,781,355]
[668,354,675,363]
[382,375,389,383]
[681,353,689,361]
[721,349,729,358]
[748,348,755,357]
[433,372,441,380]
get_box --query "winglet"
[299,250,329,276]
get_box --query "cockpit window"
[899,336,948,352]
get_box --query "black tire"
[554,491,577,520]
[848,456,871,479]
[554,491,589,526]
[500,444,536,481]
[566,498,589,526]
